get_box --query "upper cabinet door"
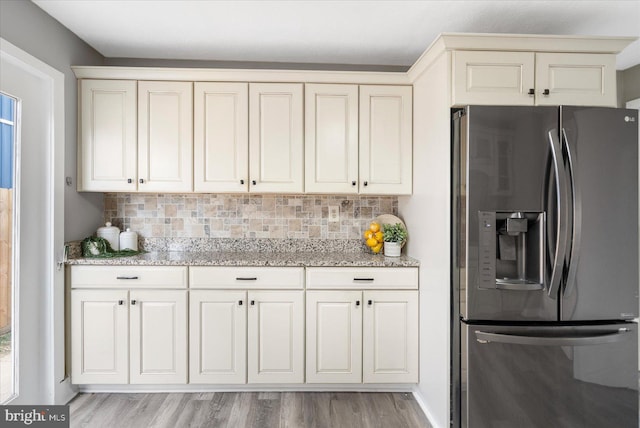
[79,80,137,192]
[194,82,249,193]
[138,81,193,192]
[305,84,359,194]
[359,85,413,195]
[534,53,616,107]
[452,51,536,106]
[249,83,304,193]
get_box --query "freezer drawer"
[462,323,638,428]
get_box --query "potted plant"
[382,223,408,257]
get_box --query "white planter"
[384,242,402,257]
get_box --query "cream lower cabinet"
[71,288,187,384]
[189,290,247,384]
[189,267,305,384]
[71,289,129,384]
[305,267,419,384]
[70,266,188,385]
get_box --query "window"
[0,92,17,403]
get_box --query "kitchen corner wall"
[104,193,398,240]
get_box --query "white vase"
[384,241,402,257]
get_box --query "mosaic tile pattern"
[104,193,398,240]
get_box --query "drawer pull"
[250,300,255,306]
[116,276,139,280]
[356,300,360,307]
[118,300,125,305]
[354,278,374,282]
[367,300,373,306]
[131,300,137,305]
[238,300,243,306]
[236,277,257,281]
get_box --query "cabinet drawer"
[306,267,418,289]
[70,266,188,289]
[189,267,304,289]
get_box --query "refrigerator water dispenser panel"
[478,211,545,290]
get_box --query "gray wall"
[0,0,104,241]
[622,64,640,103]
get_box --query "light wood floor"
[69,391,432,428]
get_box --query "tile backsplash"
[104,193,398,240]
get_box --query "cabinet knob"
[252,180,257,186]
[527,88,535,96]
[131,299,137,305]
[118,300,125,305]
[352,181,357,186]
[139,178,144,184]
[543,89,550,95]
[367,300,373,306]
[127,178,133,184]
[363,181,368,187]
[240,179,245,185]
[238,300,243,306]
[356,300,360,307]
[250,300,255,306]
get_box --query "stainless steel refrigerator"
[452,105,639,428]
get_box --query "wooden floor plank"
[69,391,433,428]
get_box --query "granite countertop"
[66,251,419,268]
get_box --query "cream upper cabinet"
[247,290,304,383]
[249,83,304,193]
[452,51,536,106]
[194,82,249,193]
[78,79,137,192]
[138,81,193,192]
[534,53,617,107]
[359,85,413,195]
[452,50,617,107]
[129,289,188,384]
[305,84,359,193]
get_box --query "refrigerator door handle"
[475,328,632,347]
[547,129,569,298]
[561,128,581,298]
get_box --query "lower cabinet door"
[129,290,188,384]
[247,290,304,383]
[71,290,129,384]
[306,290,362,383]
[363,290,418,383]
[189,290,247,384]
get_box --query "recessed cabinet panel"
[247,290,304,383]
[363,290,418,383]
[138,81,193,192]
[189,290,247,384]
[194,82,249,192]
[452,51,535,106]
[249,83,303,193]
[534,53,616,106]
[306,291,362,383]
[129,290,187,384]
[79,80,137,191]
[360,85,412,195]
[305,84,359,193]
[71,290,129,384]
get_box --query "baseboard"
[77,383,416,393]
[412,386,441,428]
[56,377,78,405]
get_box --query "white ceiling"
[33,0,640,70]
